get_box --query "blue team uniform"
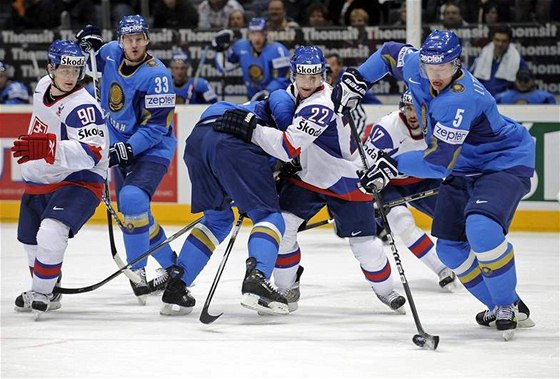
[0,81,30,104]
[222,39,291,99]
[495,89,557,105]
[355,41,536,309]
[174,77,217,105]
[94,41,177,270]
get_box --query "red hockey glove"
[11,133,57,164]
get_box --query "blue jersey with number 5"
[356,42,535,179]
[96,41,177,164]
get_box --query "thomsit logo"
[420,54,444,64]
[60,55,85,66]
[296,64,322,75]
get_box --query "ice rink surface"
[1,222,559,378]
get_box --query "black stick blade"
[199,309,223,324]
[412,334,440,350]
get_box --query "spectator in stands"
[0,60,30,104]
[170,51,218,104]
[9,0,62,31]
[348,8,369,27]
[327,0,381,26]
[478,1,501,24]
[284,0,318,26]
[198,0,244,29]
[442,2,469,28]
[306,3,330,27]
[152,0,199,28]
[228,9,247,28]
[393,2,407,26]
[495,68,557,105]
[470,25,528,97]
[267,0,299,30]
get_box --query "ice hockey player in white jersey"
[363,90,457,291]
[212,46,406,314]
[11,40,108,320]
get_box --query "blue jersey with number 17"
[96,41,177,165]
[356,42,535,179]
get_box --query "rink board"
[1,104,559,231]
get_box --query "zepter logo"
[109,83,125,112]
[420,54,445,64]
[120,25,144,34]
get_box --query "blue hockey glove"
[212,29,233,52]
[213,109,257,143]
[331,68,369,115]
[76,25,104,53]
[357,150,398,193]
[109,142,134,167]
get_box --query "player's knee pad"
[36,218,69,258]
[386,205,416,237]
[202,209,235,243]
[119,186,150,232]
[436,239,470,269]
[465,214,505,253]
[248,209,285,236]
[279,212,304,252]
[349,235,386,267]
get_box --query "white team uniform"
[21,76,108,197]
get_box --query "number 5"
[453,108,465,127]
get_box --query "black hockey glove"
[357,150,398,193]
[213,109,257,143]
[212,29,234,52]
[331,68,369,115]
[279,156,302,178]
[76,25,104,53]
[109,142,134,168]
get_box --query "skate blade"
[14,306,32,313]
[135,295,147,306]
[32,310,45,321]
[392,306,406,315]
[241,294,289,315]
[160,303,193,316]
[502,329,515,341]
[518,316,535,328]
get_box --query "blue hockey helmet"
[117,14,149,40]
[290,46,326,77]
[48,40,86,80]
[248,17,267,33]
[399,89,413,109]
[0,60,6,73]
[419,30,461,65]
[171,50,189,64]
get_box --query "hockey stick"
[383,188,439,211]
[54,217,203,294]
[346,112,439,350]
[298,218,334,232]
[186,46,209,104]
[220,51,227,101]
[200,213,245,324]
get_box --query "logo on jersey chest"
[296,119,322,137]
[248,64,264,83]
[451,83,464,93]
[31,117,48,133]
[109,83,125,112]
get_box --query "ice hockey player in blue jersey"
[332,30,536,339]
[213,17,291,100]
[76,15,178,305]
[11,40,108,319]
[495,68,557,105]
[0,60,30,104]
[169,51,217,105]
[214,46,407,315]
[158,95,295,316]
[363,90,457,291]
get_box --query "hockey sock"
[177,209,233,286]
[437,239,495,309]
[274,212,304,289]
[32,218,68,295]
[387,206,445,274]
[148,215,177,268]
[467,214,518,306]
[350,236,395,296]
[119,186,150,270]
[23,243,38,276]
[247,209,285,279]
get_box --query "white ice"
[1,223,559,378]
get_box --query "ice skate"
[259,265,304,316]
[160,265,195,316]
[30,292,56,321]
[376,290,406,314]
[241,257,289,315]
[495,304,517,341]
[15,275,62,313]
[129,267,150,305]
[476,299,535,329]
[148,267,171,295]
[437,267,458,292]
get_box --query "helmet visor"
[420,60,459,80]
